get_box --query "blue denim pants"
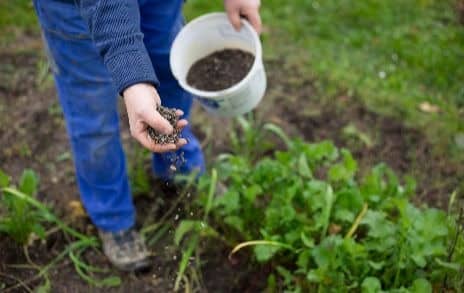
[34,0,205,232]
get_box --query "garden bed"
[0,40,463,292]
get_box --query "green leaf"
[254,244,280,262]
[214,190,240,212]
[35,278,51,293]
[0,169,10,188]
[243,184,262,203]
[435,258,461,271]
[174,220,199,245]
[410,278,432,293]
[204,168,217,218]
[264,123,293,149]
[298,154,312,178]
[301,232,315,248]
[100,276,121,287]
[368,260,385,270]
[303,141,338,164]
[361,277,382,293]
[19,169,38,196]
[328,149,357,182]
[412,254,427,268]
[296,250,311,271]
[224,216,244,233]
[342,123,374,148]
[32,223,46,240]
[174,235,199,291]
[321,185,335,237]
[311,243,331,268]
[276,266,294,286]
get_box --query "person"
[33,0,261,271]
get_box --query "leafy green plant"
[0,169,46,244]
[229,114,284,162]
[178,133,464,291]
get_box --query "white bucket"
[170,13,266,117]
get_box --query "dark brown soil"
[147,105,180,144]
[261,59,463,209]
[186,49,254,91]
[458,0,464,24]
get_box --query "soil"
[147,105,180,144]
[186,49,254,91]
[1,35,463,292]
[458,0,464,24]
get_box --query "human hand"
[123,83,188,153]
[224,0,262,33]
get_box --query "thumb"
[144,110,173,135]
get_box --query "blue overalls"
[34,0,205,232]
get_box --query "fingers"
[176,138,188,148]
[243,8,262,33]
[135,117,189,153]
[136,132,187,154]
[176,119,188,130]
[134,131,177,153]
[225,0,261,33]
[226,6,242,31]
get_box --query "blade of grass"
[345,203,369,239]
[203,168,217,220]
[174,235,199,291]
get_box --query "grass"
[184,0,464,160]
[0,0,38,45]
[1,0,463,155]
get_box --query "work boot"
[98,228,150,272]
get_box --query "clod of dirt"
[186,49,255,91]
[147,105,180,144]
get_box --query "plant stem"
[345,203,368,239]
[228,240,295,260]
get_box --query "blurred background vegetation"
[1,0,463,160]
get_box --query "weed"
[0,169,121,290]
[229,114,279,162]
[0,169,46,244]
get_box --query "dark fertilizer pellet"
[147,105,180,144]
[186,49,255,91]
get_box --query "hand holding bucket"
[170,13,267,117]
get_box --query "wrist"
[123,83,161,106]
[123,83,153,97]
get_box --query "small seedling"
[0,169,46,244]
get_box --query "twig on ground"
[0,272,34,293]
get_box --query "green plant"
[173,169,222,291]
[0,169,46,244]
[229,114,274,161]
[0,169,121,290]
[178,132,464,291]
[128,145,152,195]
